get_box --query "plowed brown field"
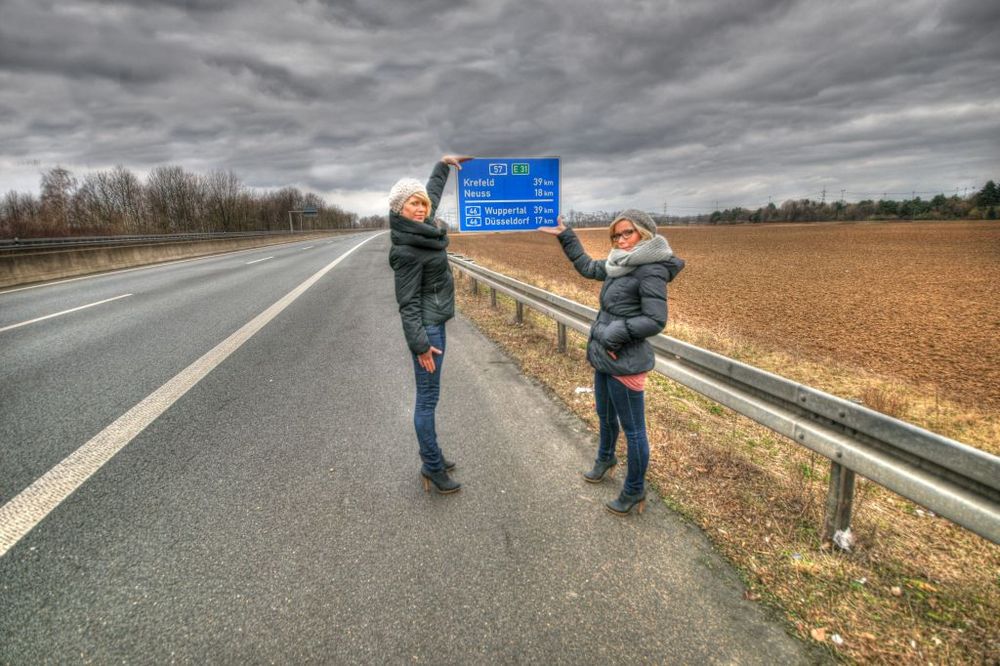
[450,220,1000,409]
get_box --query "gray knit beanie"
[388,178,427,213]
[611,208,657,236]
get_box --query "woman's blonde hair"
[405,191,432,211]
[608,217,653,244]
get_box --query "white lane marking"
[0,294,133,334]
[0,234,380,558]
[245,256,274,265]
[301,246,314,250]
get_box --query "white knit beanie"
[612,208,657,236]
[388,178,427,213]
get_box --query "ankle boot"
[421,469,461,494]
[442,457,456,472]
[583,456,618,483]
[605,490,646,515]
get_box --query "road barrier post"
[823,462,856,547]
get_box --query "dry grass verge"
[453,272,999,665]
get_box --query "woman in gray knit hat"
[540,210,684,514]
[388,154,472,494]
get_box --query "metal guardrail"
[0,231,291,252]
[448,254,1000,545]
[0,230,363,253]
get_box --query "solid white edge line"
[246,256,274,265]
[0,294,133,334]
[0,233,382,558]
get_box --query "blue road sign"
[302,207,318,217]
[457,157,560,232]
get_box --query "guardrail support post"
[490,287,497,308]
[469,277,478,295]
[557,322,567,353]
[823,461,856,547]
[515,301,524,324]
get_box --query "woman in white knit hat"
[388,154,472,494]
[540,211,684,515]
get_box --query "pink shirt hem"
[614,372,647,392]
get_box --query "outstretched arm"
[426,155,473,218]
[540,215,607,281]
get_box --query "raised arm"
[540,216,607,281]
[425,154,472,220]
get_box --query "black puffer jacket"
[388,161,454,355]
[557,228,685,375]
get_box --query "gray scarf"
[604,235,673,278]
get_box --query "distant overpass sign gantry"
[288,207,318,232]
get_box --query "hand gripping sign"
[456,157,560,232]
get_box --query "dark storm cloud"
[942,0,1000,31]
[204,56,325,100]
[0,0,996,214]
[0,16,173,85]
[26,118,87,134]
[308,0,474,29]
[95,0,240,11]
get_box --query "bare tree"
[107,165,145,233]
[146,166,207,232]
[357,214,385,228]
[40,166,77,234]
[4,163,374,237]
[258,186,303,231]
[204,169,246,232]
[74,171,120,233]
[0,190,41,237]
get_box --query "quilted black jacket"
[388,161,454,355]
[557,228,685,375]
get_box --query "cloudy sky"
[1,0,998,217]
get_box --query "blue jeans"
[593,370,649,495]
[411,323,446,473]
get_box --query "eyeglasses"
[611,229,636,242]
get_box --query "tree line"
[0,165,387,238]
[565,180,1000,227]
[5,166,997,237]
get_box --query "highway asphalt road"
[0,233,826,663]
